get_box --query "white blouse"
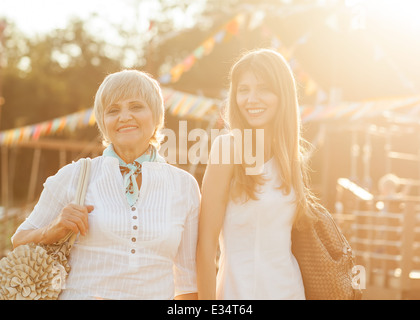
[13,156,201,300]
[216,158,305,300]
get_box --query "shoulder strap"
[74,158,91,206]
[67,158,91,247]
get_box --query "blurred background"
[1,0,420,299]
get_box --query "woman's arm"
[196,135,234,300]
[173,174,201,300]
[174,293,198,300]
[11,159,93,249]
[12,204,94,248]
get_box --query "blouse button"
[131,237,136,242]
[133,225,138,230]
[131,207,136,211]
[133,216,137,220]
[131,249,135,254]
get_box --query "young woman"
[12,70,200,300]
[197,49,315,300]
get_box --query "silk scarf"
[103,144,165,206]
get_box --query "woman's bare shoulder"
[208,133,236,167]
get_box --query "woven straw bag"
[0,158,91,300]
[291,201,362,300]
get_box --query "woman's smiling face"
[235,70,279,131]
[103,95,155,153]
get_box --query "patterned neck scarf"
[103,144,165,206]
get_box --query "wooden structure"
[346,197,420,299]
[330,117,420,299]
[0,138,104,257]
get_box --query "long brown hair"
[226,48,316,226]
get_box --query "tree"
[0,18,124,203]
[1,18,122,131]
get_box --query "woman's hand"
[42,204,94,244]
[12,204,94,248]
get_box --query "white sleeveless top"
[216,158,305,300]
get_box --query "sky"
[0,0,130,34]
[0,0,203,42]
[1,0,420,37]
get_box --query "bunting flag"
[2,92,420,146]
[264,26,324,99]
[158,13,246,84]
[162,87,219,118]
[299,95,420,123]
[0,88,221,146]
[159,10,324,100]
[0,108,96,146]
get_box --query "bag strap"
[62,158,91,247]
[74,158,91,207]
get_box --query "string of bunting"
[0,88,221,146]
[158,13,246,84]
[266,28,322,98]
[245,8,325,100]
[2,92,419,146]
[300,95,420,123]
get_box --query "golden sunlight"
[362,0,420,29]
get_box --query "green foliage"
[1,19,122,130]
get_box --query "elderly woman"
[12,70,200,300]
